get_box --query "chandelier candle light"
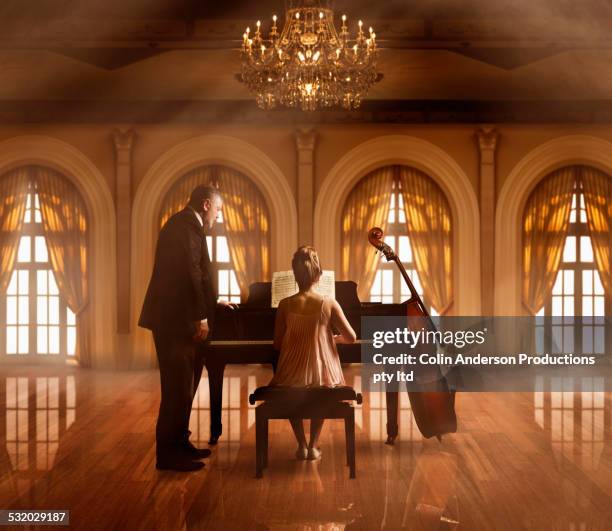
[240,0,379,111]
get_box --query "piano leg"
[205,359,226,445]
[385,391,399,445]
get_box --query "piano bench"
[248,386,363,479]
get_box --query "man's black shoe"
[182,440,212,459]
[156,457,205,472]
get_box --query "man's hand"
[193,319,209,343]
[217,299,239,310]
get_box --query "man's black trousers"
[152,329,206,460]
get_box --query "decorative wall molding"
[476,126,498,315]
[295,128,317,245]
[314,135,481,316]
[495,134,612,315]
[113,128,134,151]
[0,135,117,367]
[113,128,135,335]
[131,134,297,366]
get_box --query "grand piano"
[206,280,406,444]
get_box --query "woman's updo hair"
[292,245,322,291]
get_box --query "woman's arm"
[273,300,287,350]
[330,299,357,344]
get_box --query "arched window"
[524,166,611,355]
[0,167,87,362]
[159,165,271,303]
[538,180,606,317]
[342,165,452,314]
[369,177,425,305]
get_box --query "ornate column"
[295,128,316,245]
[113,129,134,335]
[476,126,498,316]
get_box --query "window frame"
[206,209,241,304]
[369,176,434,313]
[537,182,611,356]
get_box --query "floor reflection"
[189,375,252,468]
[534,376,607,530]
[0,375,76,502]
[0,366,610,530]
[4,374,76,497]
[401,451,460,530]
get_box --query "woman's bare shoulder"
[328,297,341,309]
[329,298,350,317]
[279,293,299,309]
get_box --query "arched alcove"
[0,135,117,367]
[131,135,297,365]
[496,135,612,315]
[314,135,481,316]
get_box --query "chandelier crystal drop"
[239,0,379,111]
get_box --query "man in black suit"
[139,185,233,471]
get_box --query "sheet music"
[315,270,335,299]
[271,271,297,307]
[271,270,336,307]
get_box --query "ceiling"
[3,0,612,20]
[0,0,611,118]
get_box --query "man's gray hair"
[188,185,221,208]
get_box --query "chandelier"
[239,0,379,111]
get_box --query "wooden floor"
[0,365,611,530]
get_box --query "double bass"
[368,227,457,442]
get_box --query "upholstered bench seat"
[249,385,362,404]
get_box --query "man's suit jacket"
[139,208,217,334]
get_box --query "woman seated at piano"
[271,245,357,460]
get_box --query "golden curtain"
[522,167,576,315]
[580,166,612,298]
[35,167,90,365]
[159,165,271,299]
[215,166,270,297]
[341,166,394,301]
[0,168,29,293]
[398,166,453,314]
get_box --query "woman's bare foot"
[307,447,322,460]
[295,446,308,460]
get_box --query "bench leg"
[256,409,264,478]
[344,415,350,466]
[346,409,356,479]
[263,418,269,468]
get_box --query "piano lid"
[246,281,361,310]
